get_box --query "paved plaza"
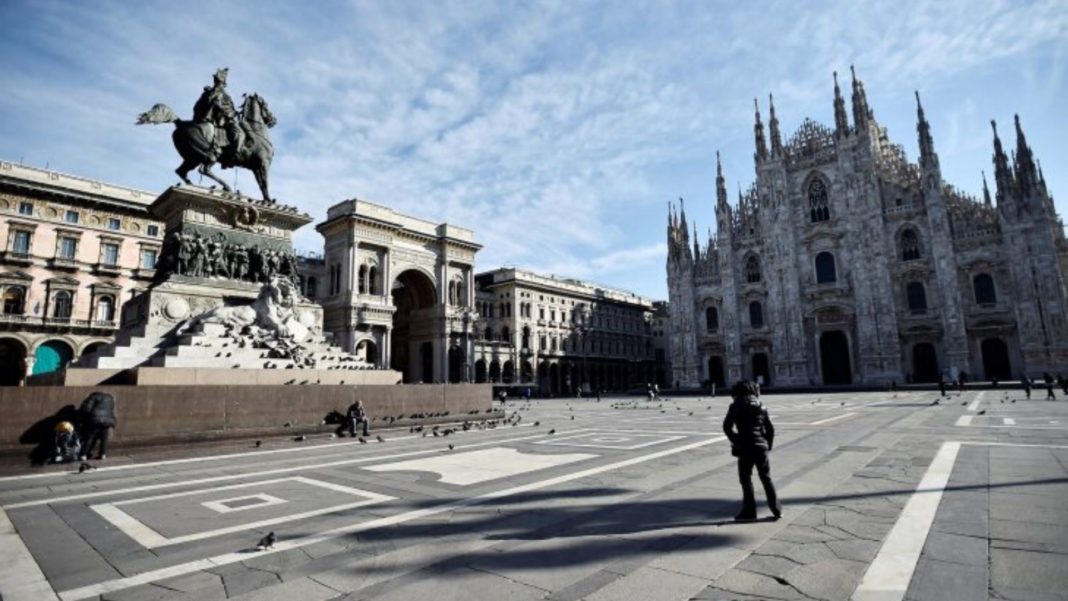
[1,389,1067,601]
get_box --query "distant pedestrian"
[722,380,781,521]
[498,389,508,404]
[1059,374,1068,396]
[938,378,946,397]
[78,390,116,461]
[1044,372,1056,400]
[345,400,370,437]
[1023,376,1032,399]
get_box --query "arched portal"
[981,338,1011,381]
[355,339,378,364]
[819,331,852,385]
[390,269,438,383]
[502,360,515,384]
[549,363,560,395]
[521,360,533,383]
[707,356,725,388]
[448,345,464,383]
[474,359,487,383]
[489,360,501,383]
[0,338,27,385]
[912,343,939,383]
[752,353,770,386]
[33,340,73,376]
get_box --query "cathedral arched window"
[749,301,764,328]
[484,327,493,341]
[705,306,718,332]
[906,282,927,314]
[745,256,761,283]
[808,177,830,222]
[358,265,368,294]
[900,229,921,261]
[973,274,997,305]
[815,252,837,284]
[501,326,511,342]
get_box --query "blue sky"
[1,0,1065,300]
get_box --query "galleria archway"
[391,269,438,383]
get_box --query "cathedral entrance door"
[707,356,725,388]
[819,331,852,385]
[0,338,26,385]
[752,353,770,386]
[981,338,1011,381]
[912,343,939,383]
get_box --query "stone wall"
[0,383,492,452]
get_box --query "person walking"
[722,380,781,521]
[344,400,370,437]
[938,377,946,397]
[1023,376,1032,400]
[78,390,117,460]
[1044,372,1056,400]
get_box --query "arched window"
[749,301,764,328]
[705,306,718,332]
[815,252,837,283]
[745,256,761,283]
[358,265,367,294]
[900,229,921,261]
[53,291,72,319]
[974,274,997,305]
[306,276,318,299]
[808,177,830,222]
[368,266,378,295]
[96,295,115,322]
[3,286,25,314]
[906,282,927,314]
[484,327,493,341]
[501,326,511,342]
[522,326,531,350]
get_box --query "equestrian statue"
[137,68,277,202]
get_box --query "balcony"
[0,251,33,266]
[134,267,157,280]
[0,314,118,331]
[49,257,80,271]
[94,262,122,275]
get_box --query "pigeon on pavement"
[256,532,276,551]
[78,462,95,474]
[376,436,385,443]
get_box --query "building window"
[900,229,921,261]
[141,249,158,269]
[306,276,317,299]
[501,326,510,342]
[147,224,159,237]
[65,210,79,224]
[101,243,119,266]
[107,218,121,231]
[96,295,115,322]
[368,266,378,295]
[485,327,494,341]
[53,291,72,319]
[11,230,32,254]
[749,301,764,328]
[358,265,367,294]
[18,202,33,216]
[745,256,761,283]
[907,282,927,314]
[815,252,837,283]
[808,178,830,222]
[58,237,78,260]
[3,286,25,314]
[973,274,997,305]
[705,306,718,332]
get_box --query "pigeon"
[978,410,986,415]
[448,443,455,451]
[294,435,307,442]
[533,421,540,427]
[961,402,967,406]
[376,436,385,443]
[1012,399,1016,403]
[255,440,262,448]
[283,422,292,428]
[358,437,367,444]
[840,402,846,406]
[570,416,575,420]
[78,462,95,474]
[256,532,276,551]
[433,431,440,437]
[548,429,556,435]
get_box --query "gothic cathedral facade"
[666,67,1068,388]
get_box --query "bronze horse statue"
[137,94,276,202]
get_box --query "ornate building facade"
[471,268,657,394]
[0,161,162,385]
[667,68,1068,388]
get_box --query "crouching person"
[79,390,117,461]
[723,380,781,521]
[53,421,81,464]
[345,400,370,438]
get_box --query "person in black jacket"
[723,380,781,521]
[344,400,369,437]
[78,390,117,460]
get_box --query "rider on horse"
[192,68,246,166]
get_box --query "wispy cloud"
[1,0,1065,299]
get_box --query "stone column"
[382,325,392,370]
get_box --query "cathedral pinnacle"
[1013,113,1039,196]
[715,151,728,210]
[753,98,768,162]
[915,91,937,171]
[850,65,870,132]
[833,71,849,137]
[991,119,1015,208]
[982,171,992,206]
[769,93,782,157]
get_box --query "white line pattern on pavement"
[55,435,728,601]
[852,441,961,601]
[0,507,60,601]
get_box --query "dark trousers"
[1047,385,1056,399]
[737,448,780,517]
[343,417,369,437]
[83,425,111,458]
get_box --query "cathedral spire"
[768,94,783,157]
[1013,113,1039,196]
[850,65,870,133]
[753,98,768,163]
[982,171,992,206]
[915,91,938,172]
[715,151,728,211]
[833,71,849,137]
[991,120,1015,207]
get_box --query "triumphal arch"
[316,199,480,383]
